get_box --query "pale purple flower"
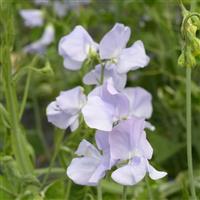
[109,118,167,185]
[59,25,98,70]
[67,131,114,186]
[46,86,86,131]
[82,79,153,131]
[82,78,129,131]
[23,24,55,54]
[99,23,150,74]
[83,64,127,91]
[20,9,44,27]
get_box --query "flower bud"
[185,46,196,68]
[178,52,185,67]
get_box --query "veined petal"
[63,56,82,70]
[111,158,146,186]
[46,101,77,129]
[82,96,114,131]
[99,23,131,59]
[56,86,86,115]
[109,118,147,160]
[67,157,101,186]
[147,162,167,180]
[123,87,153,119]
[75,139,101,159]
[117,40,150,74]
[58,25,98,64]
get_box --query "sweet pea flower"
[82,79,153,131]
[109,118,167,185]
[83,64,127,91]
[99,23,150,74]
[20,9,44,27]
[23,24,55,54]
[46,86,86,131]
[59,25,98,70]
[67,131,114,186]
[82,78,129,131]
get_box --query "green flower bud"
[191,15,200,30]
[185,46,196,68]
[178,52,185,67]
[191,37,200,56]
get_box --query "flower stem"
[122,186,127,200]
[42,129,64,186]
[186,67,196,200]
[97,182,102,200]
[145,177,153,200]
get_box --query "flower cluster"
[47,23,167,186]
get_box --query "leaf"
[149,133,185,163]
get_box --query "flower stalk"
[186,67,196,200]
[122,186,127,200]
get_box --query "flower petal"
[109,118,145,160]
[117,40,150,74]
[75,139,101,159]
[46,101,76,129]
[123,87,153,119]
[56,86,86,115]
[99,23,131,59]
[83,64,127,91]
[111,160,146,186]
[67,157,101,186]
[58,25,98,70]
[147,163,167,180]
[82,96,114,131]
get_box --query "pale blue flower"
[67,131,114,186]
[109,118,167,185]
[82,78,129,131]
[20,9,44,27]
[99,23,150,74]
[59,25,98,70]
[46,86,86,131]
[82,79,153,131]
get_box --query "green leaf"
[149,133,185,163]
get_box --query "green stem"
[65,180,72,200]
[145,177,153,200]
[42,129,65,186]
[32,95,50,159]
[97,182,102,200]
[100,63,105,84]
[122,186,127,200]
[19,66,32,120]
[186,67,196,200]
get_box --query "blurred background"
[0,0,200,199]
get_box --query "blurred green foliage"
[0,0,200,199]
